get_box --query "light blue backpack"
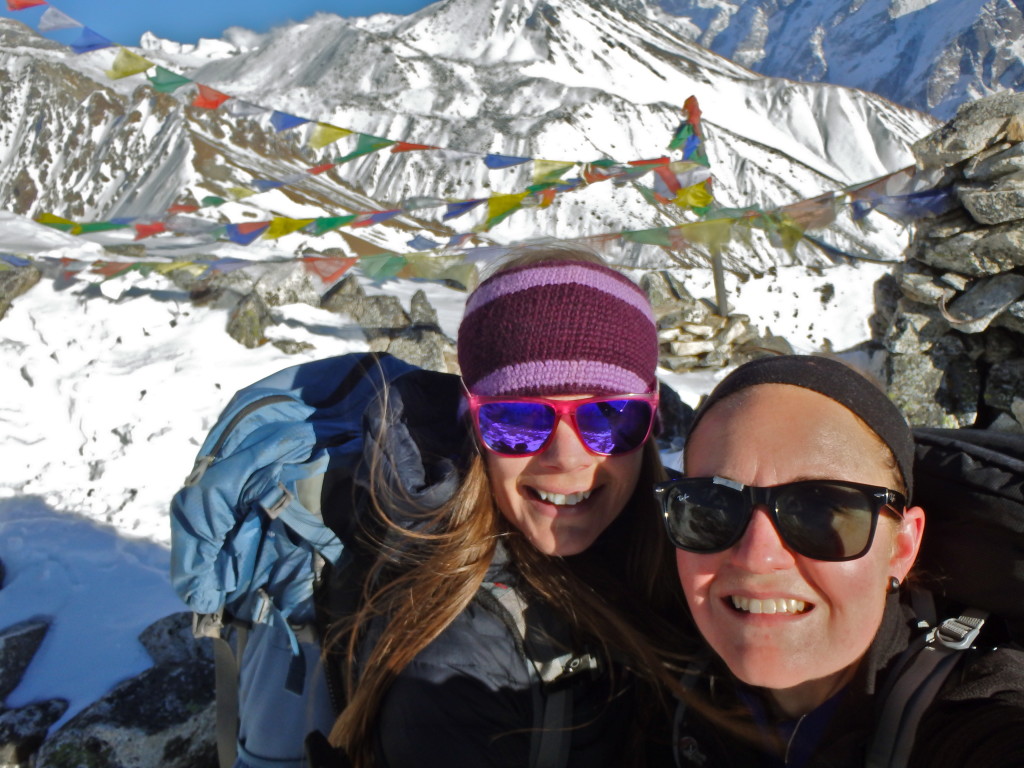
[171,352,420,768]
[171,352,582,768]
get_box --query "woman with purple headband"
[656,355,1024,767]
[320,249,687,767]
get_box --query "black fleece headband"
[688,355,915,499]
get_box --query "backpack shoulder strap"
[476,581,599,768]
[866,592,988,768]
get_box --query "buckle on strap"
[930,608,988,651]
[193,608,226,639]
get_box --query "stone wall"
[877,92,1024,430]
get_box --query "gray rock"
[138,614,213,668]
[984,358,1024,414]
[912,227,992,276]
[883,299,953,355]
[253,263,321,309]
[351,295,410,331]
[271,339,316,355]
[944,273,1024,333]
[958,184,1024,225]
[971,223,1024,272]
[898,265,956,306]
[383,328,454,373]
[0,265,42,321]
[640,270,695,316]
[35,661,216,768]
[0,620,49,703]
[0,699,68,767]
[981,327,1024,365]
[914,92,1024,168]
[994,299,1024,334]
[226,293,271,348]
[408,290,439,328]
[964,140,1024,181]
[319,274,365,314]
[887,329,981,428]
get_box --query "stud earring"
[887,576,901,594]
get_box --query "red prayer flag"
[391,142,437,153]
[307,163,335,175]
[629,156,670,167]
[302,256,357,283]
[168,203,199,214]
[7,0,47,10]
[683,96,703,136]
[192,84,230,110]
[134,222,167,240]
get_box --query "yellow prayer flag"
[264,217,316,239]
[673,181,714,210]
[677,219,733,249]
[37,212,76,227]
[106,47,154,80]
[484,192,530,229]
[227,187,257,200]
[309,123,353,150]
[532,159,575,186]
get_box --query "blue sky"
[0,0,436,45]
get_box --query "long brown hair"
[327,250,688,765]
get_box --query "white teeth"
[535,489,593,506]
[730,596,807,614]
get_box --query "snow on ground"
[0,223,893,727]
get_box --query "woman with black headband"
[318,248,687,767]
[657,355,1024,768]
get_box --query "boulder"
[35,661,216,768]
[943,273,1024,334]
[0,699,68,767]
[0,265,42,321]
[0,620,50,703]
[226,293,271,348]
[138,614,212,667]
[913,91,1024,168]
[958,183,1024,225]
[252,263,321,309]
[984,358,1024,414]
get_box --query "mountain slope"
[656,0,1024,120]
[0,0,939,272]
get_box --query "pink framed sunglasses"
[465,390,659,457]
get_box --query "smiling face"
[485,395,645,556]
[677,384,924,716]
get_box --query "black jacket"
[673,592,1024,768]
[319,368,665,767]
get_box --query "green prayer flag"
[147,66,191,93]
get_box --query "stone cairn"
[877,92,1024,430]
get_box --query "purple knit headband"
[457,259,659,397]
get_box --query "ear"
[890,505,925,581]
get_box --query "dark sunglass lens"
[775,483,875,560]
[575,399,653,454]
[477,402,555,455]
[663,482,747,552]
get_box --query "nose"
[537,417,594,470]
[727,505,796,572]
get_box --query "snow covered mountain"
[654,0,1024,120]
[0,0,938,273]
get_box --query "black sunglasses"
[655,476,906,562]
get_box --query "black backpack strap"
[866,594,988,768]
[477,581,599,768]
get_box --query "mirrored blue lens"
[575,399,653,454]
[477,402,555,454]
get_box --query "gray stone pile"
[0,613,217,768]
[878,92,1024,429]
[639,270,793,373]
